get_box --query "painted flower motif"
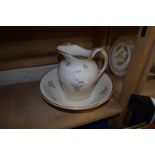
[65,61,71,66]
[48,80,56,89]
[78,80,84,84]
[74,70,81,73]
[52,96,56,101]
[71,82,84,92]
[50,94,56,101]
[100,86,108,95]
[83,64,89,69]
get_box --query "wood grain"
[108,27,139,44]
[117,27,155,127]
[0,81,123,129]
[0,37,93,61]
[119,27,155,109]
[136,37,155,93]
[141,80,155,98]
[92,27,109,47]
[0,54,58,71]
[107,70,124,101]
[0,27,94,42]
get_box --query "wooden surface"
[141,80,155,98]
[117,27,155,127]
[0,27,94,42]
[108,27,139,44]
[136,33,155,92]
[107,70,124,100]
[0,37,93,61]
[0,54,58,71]
[0,81,123,129]
[92,27,109,47]
[0,26,139,62]
[0,26,142,128]
[119,27,155,109]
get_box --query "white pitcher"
[57,44,108,101]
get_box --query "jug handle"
[91,48,108,80]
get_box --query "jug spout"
[58,51,78,64]
[57,44,92,57]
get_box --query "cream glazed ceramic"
[57,44,108,101]
[40,67,113,110]
[109,36,135,76]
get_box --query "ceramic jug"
[57,44,108,101]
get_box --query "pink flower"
[48,80,56,89]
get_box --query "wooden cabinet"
[0,26,154,128]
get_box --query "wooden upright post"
[118,26,155,127]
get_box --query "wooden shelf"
[0,81,123,129]
[141,79,155,98]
